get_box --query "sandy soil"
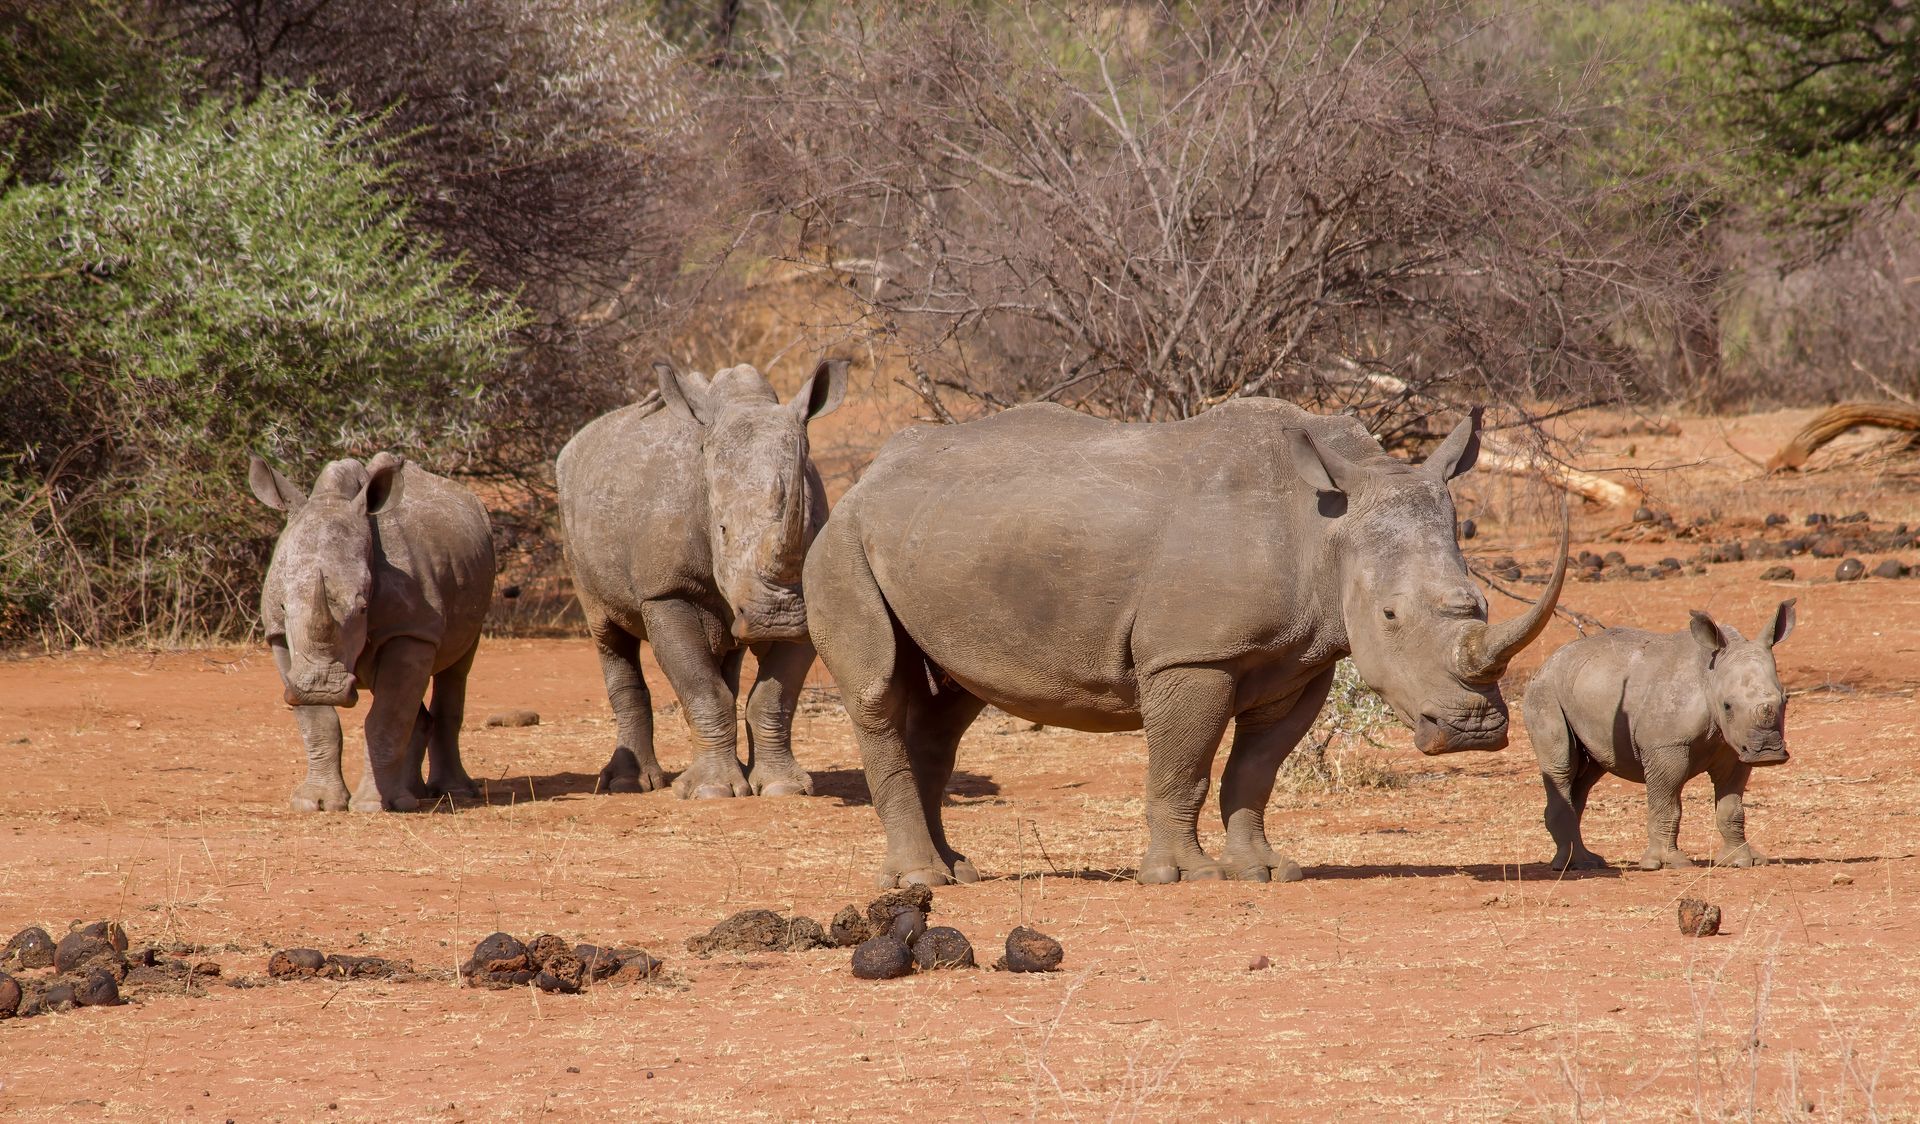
[3,407,1920,1121]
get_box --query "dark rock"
[1838,511,1869,524]
[1632,506,1656,523]
[1248,955,1272,971]
[1805,513,1829,526]
[1836,559,1867,582]
[76,920,128,953]
[1605,551,1629,567]
[912,927,976,970]
[3,926,55,970]
[1764,513,1787,527]
[1811,536,1847,558]
[484,709,540,728]
[1492,555,1518,571]
[501,584,522,599]
[850,936,914,980]
[38,981,76,1013]
[1782,536,1811,555]
[1002,927,1064,973]
[1658,557,1682,571]
[608,950,662,983]
[54,931,127,979]
[1458,518,1476,540]
[1744,539,1783,560]
[829,905,872,948]
[320,954,410,979]
[685,909,830,957]
[1496,567,1523,582]
[1873,559,1908,580]
[464,932,528,977]
[1759,565,1795,582]
[865,886,935,936]
[267,948,327,978]
[887,908,927,946]
[1677,898,1722,937]
[0,971,19,1018]
[73,968,121,1007]
[1700,543,1742,564]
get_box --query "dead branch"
[1766,401,1920,472]
[1478,440,1639,507]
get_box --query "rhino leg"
[1638,755,1696,870]
[1217,668,1336,882]
[742,640,817,797]
[273,640,350,812]
[588,619,667,794]
[288,704,351,813]
[905,683,988,881]
[349,638,435,812]
[645,600,752,799]
[1527,701,1609,871]
[425,640,479,799]
[402,704,433,801]
[1708,756,1765,867]
[1137,666,1234,884]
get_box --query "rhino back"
[368,464,494,670]
[838,402,1352,725]
[1545,627,1713,772]
[556,400,712,629]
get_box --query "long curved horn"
[1456,502,1570,682]
[304,577,338,646]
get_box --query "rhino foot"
[1137,856,1228,884]
[1220,846,1304,883]
[349,777,419,813]
[598,747,668,794]
[873,847,968,888]
[948,856,981,884]
[1551,848,1610,872]
[1716,845,1768,868]
[747,761,814,798]
[672,756,751,800]
[289,780,351,813]
[1637,847,1696,871]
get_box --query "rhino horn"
[305,576,338,646]
[1456,501,1570,682]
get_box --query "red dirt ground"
[3,408,1919,1120]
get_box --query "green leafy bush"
[0,88,524,645]
[1278,659,1401,793]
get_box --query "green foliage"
[0,0,179,186]
[0,88,525,645]
[1690,0,1920,234]
[1278,660,1402,793]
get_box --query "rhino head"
[1691,600,1795,765]
[249,452,406,708]
[1288,410,1568,755]
[657,358,848,643]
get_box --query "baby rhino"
[1522,601,1795,871]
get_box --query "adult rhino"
[805,400,1567,887]
[557,358,847,799]
[249,452,494,812]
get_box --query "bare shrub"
[717,0,1703,446]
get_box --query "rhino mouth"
[1414,708,1510,755]
[731,588,809,643]
[284,662,360,708]
[1737,740,1789,767]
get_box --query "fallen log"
[1767,401,1920,472]
[1479,441,1637,507]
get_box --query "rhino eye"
[1382,609,1397,621]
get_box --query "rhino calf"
[556,358,846,799]
[1521,601,1796,871]
[249,452,495,811]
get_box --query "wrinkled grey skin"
[250,452,495,812]
[1522,601,1796,871]
[556,359,847,798]
[805,400,1568,887]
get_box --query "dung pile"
[460,931,661,993]
[0,920,202,1018]
[828,888,1055,981]
[265,947,418,982]
[684,910,830,957]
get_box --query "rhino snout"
[1737,735,1789,767]
[730,587,809,643]
[1413,706,1510,755]
[284,664,359,708]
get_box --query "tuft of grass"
[1276,659,1402,793]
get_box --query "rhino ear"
[1287,427,1369,496]
[792,358,849,422]
[657,360,714,426]
[1422,407,1483,482]
[1689,610,1727,655]
[248,454,305,515]
[362,452,406,515]
[1762,598,1797,648]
